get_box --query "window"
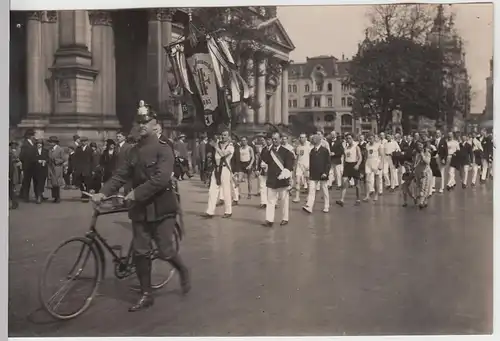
[288,85,292,92]
[293,99,298,108]
[347,97,353,107]
[341,97,346,107]
[305,84,310,92]
[342,83,350,92]
[314,97,321,107]
[327,97,333,107]
[288,99,292,107]
[304,98,311,107]
[341,114,353,126]
[316,83,323,92]
[324,114,335,122]
[327,83,333,91]
[293,85,297,92]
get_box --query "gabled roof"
[288,56,351,79]
[266,18,295,52]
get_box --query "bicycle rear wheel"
[407,178,419,202]
[39,237,102,320]
[150,227,180,290]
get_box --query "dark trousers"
[75,173,90,197]
[64,171,72,187]
[33,171,47,198]
[199,161,206,182]
[132,217,187,293]
[9,180,18,204]
[20,165,35,200]
[51,187,61,200]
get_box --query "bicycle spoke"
[47,277,77,312]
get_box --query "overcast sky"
[278,3,493,113]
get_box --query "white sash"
[270,149,285,171]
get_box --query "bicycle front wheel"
[39,237,102,320]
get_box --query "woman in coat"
[47,136,66,203]
[33,138,49,204]
[100,139,118,182]
[89,142,103,193]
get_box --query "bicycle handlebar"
[81,191,126,202]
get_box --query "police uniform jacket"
[101,134,178,222]
[261,145,294,189]
[309,145,331,181]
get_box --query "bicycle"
[38,191,185,320]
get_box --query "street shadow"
[26,306,61,325]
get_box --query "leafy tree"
[350,4,471,134]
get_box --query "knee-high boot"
[55,186,61,203]
[129,254,154,312]
[169,254,191,295]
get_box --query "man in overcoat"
[47,136,66,203]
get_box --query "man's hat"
[80,136,89,142]
[48,136,59,143]
[136,100,157,124]
[73,134,80,140]
[24,129,35,138]
[106,139,115,145]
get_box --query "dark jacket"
[116,141,133,168]
[73,145,93,176]
[100,149,119,182]
[101,134,178,222]
[309,145,331,181]
[261,145,294,189]
[19,139,37,168]
[458,141,473,166]
[34,147,49,176]
[329,138,344,165]
[433,137,448,160]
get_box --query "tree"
[350,4,471,134]
[366,4,437,43]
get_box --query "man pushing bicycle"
[91,104,191,312]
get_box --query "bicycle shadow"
[26,306,61,325]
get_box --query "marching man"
[292,133,312,203]
[261,132,295,227]
[202,129,234,219]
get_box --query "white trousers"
[206,168,232,215]
[462,165,470,185]
[382,156,399,188]
[266,187,289,223]
[328,163,343,188]
[305,180,329,211]
[259,175,267,205]
[481,159,490,181]
[365,162,382,194]
[471,164,479,185]
[432,158,447,191]
[295,164,308,190]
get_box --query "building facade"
[485,58,493,120]
[9,7,295,142]
[287,55,376,136]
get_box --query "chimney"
[342,53,345,60]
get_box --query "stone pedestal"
[245,58,255,124]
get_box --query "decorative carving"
[88,10,112,26]
[148,8,176,22]
[43,11,57,23]
[58,79,72,101]
[26,11,42,21]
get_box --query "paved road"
[8,179,493,336]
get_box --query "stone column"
[160,9,175,115]
[245,58,256,124]
[147,8,174,114]
[89,10,116,117]
[26,11,43,114]
[52,10,97,115]
[256,56,267,124]
[281,62,289,125]
[274,72,282,124]
[41,11,58,114]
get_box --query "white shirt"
[296,142,312,167]
[447,140,460,155]
[366,142,382,162]
[471,138,483,152]
[383,140,400,155]
[215,142,234,166]
[239,145,252,162]
[344,144,358,163]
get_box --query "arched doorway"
[10,11,27,127]
[113,9,149,131]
